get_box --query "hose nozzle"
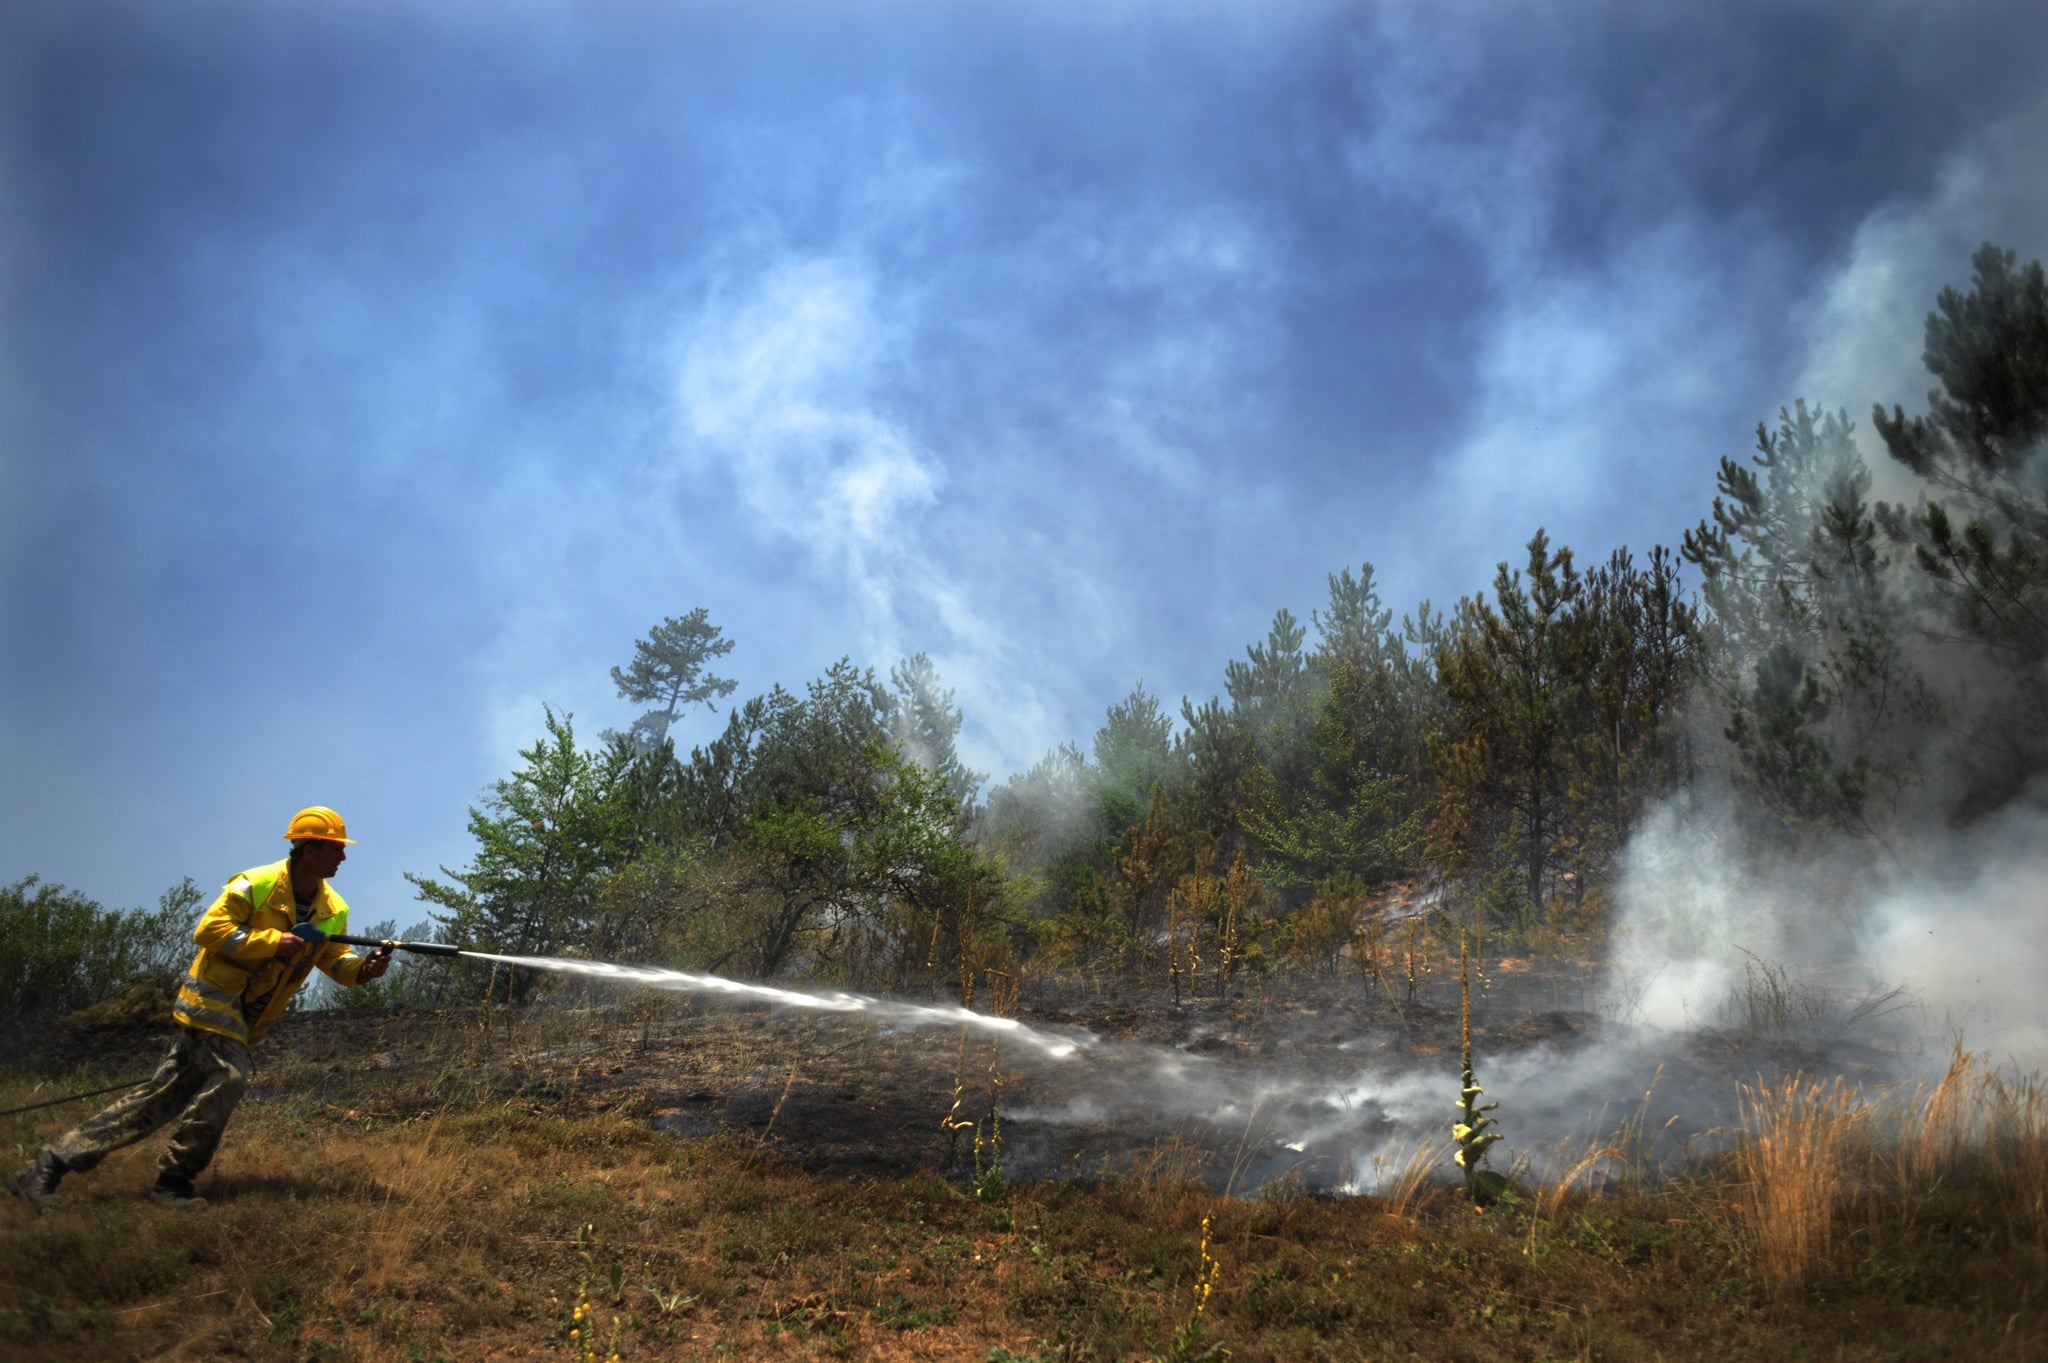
[329,934,465,958]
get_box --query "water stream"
[462,952,1095,1060]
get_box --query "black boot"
[149,1173,207,1211]
[5,1151,66,1212]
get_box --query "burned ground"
[5,950,1872,1195]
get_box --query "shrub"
[0,875,198,1014]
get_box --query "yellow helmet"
[283,806,358,845]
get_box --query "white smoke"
[1862,800,2048,1071]
[1601,787,2048,1097]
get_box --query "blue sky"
[5,0,2046,928]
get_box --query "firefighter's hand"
[358,948,393,982]
[276,923,326,964]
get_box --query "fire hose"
[0,1077,161,1118]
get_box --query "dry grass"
[336,1112,489,1293]
[1737,1074,1866,1297]
[1721,1052,2048,1314]
[4,1074,2046,1361]
[1893,1044,1976,1193]
[1721,951,1913,1048]
[1361,1129,1441,1219]
[1125,1127,1217,1188]
[1530,1139,1627,1222]
[1986,1068,2048,1230]
[1862,1047,2048,1238]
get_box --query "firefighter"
[6,806,394,1211]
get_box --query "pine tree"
[888,653,984,814]
[1684,402,1865,672]
[642,659,1001,982]
[1092,683,1175,839]
[1723,643,1869,831]
[979,742,1104,936]
[1108,787,1191,967]
[1684,404,1924,840]
[1874,241,2048,665]
[611,608,739,747]
[1246,655,1419,892]
[1559,546,1698,892]
[1171,694,1258,865]
[1873,242,2048,816]
[1226,609,1313,778]
[1432,530,1582,927]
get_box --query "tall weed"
[1721,950,1910,1047]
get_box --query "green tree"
[659,662,892,976]
[1312,566,1395,672]
[1170,694,1258,867]
[978,741,1101,931]
[1557,546,1699,890]
[611,608,739,747]
[1226,608,1310,718]
[1246,663,1421,894]
[889,652,984,813]
[1248,565,1430,893]
[1686,403,1926,840]
[1093,682,1175,838]
[1310,565,1429,790]
[643,660,1004,984]
[1432,530,1583,927]
[1103,787,1192,968]
[1875,243,2048,628]
[981,742,1092,867]
[1226,608,1316,809]
[409,707,633,996]
[0,876,198,1014]
[1724,642,1871,831]
[978,686,1181,967]
[854,751,1010,990]
[1874,242,2048,815]
[1685,403,1863,669]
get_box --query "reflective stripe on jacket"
[172,857,370,1045]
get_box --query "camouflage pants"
[49,1026,251,1183]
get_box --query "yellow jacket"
[172,857,375,1045]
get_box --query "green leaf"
[1470,1169,1516,1203]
